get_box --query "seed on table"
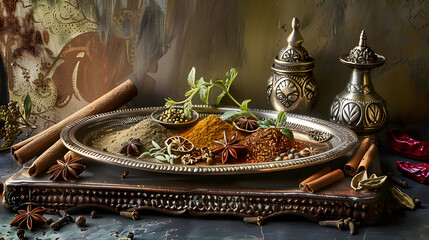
[275,157,282,161]
[288,154,294,159]
[290,148,297,154]
[283,156,289,160]
[294,155,300,159]
[280,153,286,158]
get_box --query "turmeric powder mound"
[179,115,246,148]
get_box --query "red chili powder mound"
[179,115,247,148]
[241,128,302,163]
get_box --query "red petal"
[222,150,229,163]
[68,167,79,178]
[18,209,26,215]
[27,215,33,231]
[31,207,45,215]
[212,146,224,155]
[229,131,238,143]
[229,147,238,159]
[10,215,26,226]
[31,214,46,225]
[62,168,69,181]
[131,144,139,153]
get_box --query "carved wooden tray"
[3,156,384,225]
[60,106,357,175]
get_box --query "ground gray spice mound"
[91,119,175,155]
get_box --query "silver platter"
[61,106,357,175]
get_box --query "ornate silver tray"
[60,106,357,175]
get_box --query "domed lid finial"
[343,30,383,65]
[277,17,310,63]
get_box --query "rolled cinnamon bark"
[344,138,371,176]
[12,79,138,165]
[357,144,378,173]
[28,140,68,177]
[304,169,344,193]
[299,166,331,190]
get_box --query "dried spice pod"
[10,205,46,231]
[181,154,196,165]
[233,117,260,133]
[359,175,387,189]
[119,138,142,156]
[165,136,194,153]
[390,186,415,210]
[351,171,367,191]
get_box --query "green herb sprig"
[0,95,37,150]
[164,67,259,121]
[138,140,179,164]
[257,111,294,140]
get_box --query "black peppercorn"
[16,229,25,239]
[126,231,134,239]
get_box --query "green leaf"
[203,85,212,105]
[24,94,31,120]
[187,67,196,88]
[196,77,206,87]
[257,120,269,128]
[215,92,226,105]
[167,143,172,156]
[214,78,224,84]
[219,110,239,120]
[280,128,294,141]
[152,140,161,149]
[225,68,238,88]
[184,101,192,119]
[276,111,287,128]
[155,155,167,162]
[240,99,251,111]
[199,86,207,103]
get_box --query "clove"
[121,170,129,180]
[243,216,264,226]
[319,218,358,235]
[318,220,345,230]
[50,210,73,231]
[120,210,139,220]
[387,171,408,188]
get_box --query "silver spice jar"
[329,30,388,133]
[267,17,318,114]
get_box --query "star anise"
[119,138,142,156]
[212,131,247,163]
[235,117,259,131]
[47,154,86,181]
[10,205,46,231]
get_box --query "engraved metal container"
[330,31,388,133]
[267,17,318,114]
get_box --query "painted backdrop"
[0,0,428,131]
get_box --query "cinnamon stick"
[344,138,371,176]
[304,169,344,193]
[12,79,138,165]
[28,140,68,177]
[357,144,377,173]
[299,166,331,190]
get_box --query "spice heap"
[91,119,175,153]
[242,128,302,163]
[179,115,246,148]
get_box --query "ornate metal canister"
[267,17,317,114]
[329,30,388,133]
